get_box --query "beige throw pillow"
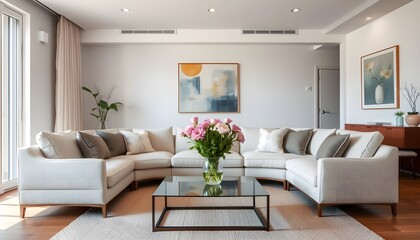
[256,128,288,153]
[120,130,155,155]
[36,131,83,158]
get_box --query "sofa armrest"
[317,145,398,204]
[18,146,106,190]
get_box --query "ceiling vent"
[242,29,298,35]
[121,29,177,34]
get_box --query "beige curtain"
[55,16,83,131]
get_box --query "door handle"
[321,110,331,114]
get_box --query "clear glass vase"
[203,157,223,185]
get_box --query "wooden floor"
[1,172,420,240]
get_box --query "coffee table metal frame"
[152,176,270,232]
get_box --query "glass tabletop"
[153,176,269,197]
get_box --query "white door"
[318,69,340,129]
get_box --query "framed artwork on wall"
[178,63,240,113]
[361,45,399,109]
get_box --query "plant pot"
[396,116,404,126]
[405,114,420,127]
[203,157,223,185]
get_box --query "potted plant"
[401,82,420,126]
[82,86,123,129]
[394,111,404,126]
[180,117,245,185]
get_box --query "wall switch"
[306,86,312,91]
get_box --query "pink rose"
[236,131,245,143]
[224,118,232,124]
[201,121,210,129]
[183,124,195,137]
[191,117,198,124]
[232,124,241,132]
[210,118,221,125]
[216,123,230,134]
[191,126,206,140]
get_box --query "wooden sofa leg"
[391,204,397,216]
[317,205,323,217]
[20,205,26,218]
[130,181,137,191]
[101,205,107,218]
[283,181,288,190]
[286,182,291,191]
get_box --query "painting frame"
[178,63,240,113]
[361,45,399,110]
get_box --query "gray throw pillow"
[283,129,313,155]
[96,130,127,157]
[316,134,350,160]
[77,132,111,159]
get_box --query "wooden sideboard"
[345,124,420,149]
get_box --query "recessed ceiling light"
[121,8,130,13]
[208,8,217,13]
[291,8,301,13]
[366,17,372,21]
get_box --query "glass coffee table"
[152,176,270,232]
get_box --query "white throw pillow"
[36,131,83,158]
[256,128,288,153]
[120,130,155,155]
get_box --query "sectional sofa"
[18,126,399,218]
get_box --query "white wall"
[345,0,420,125]
[6,0,57,144]
[81,44,338,129]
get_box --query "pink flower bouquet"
[181,117,245,159]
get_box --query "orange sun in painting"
[181,64,203,77]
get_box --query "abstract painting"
[178,63,240,113]
[361,45,399,109]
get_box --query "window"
[1,4,22,193]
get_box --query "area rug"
[51,181,383,240]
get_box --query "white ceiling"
[36,0,412,34]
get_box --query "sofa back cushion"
[307,128,336,155]
[96,130,127,157]
[336,129,384,158]
[76,131,111,159]
[136,127,174,153]
[36,131,83,158]
[240,127,262,153]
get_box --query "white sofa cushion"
[243,151,313,169]
[111,151,173,170]
[105,159,135,188]
[307,129,336,155]
[336,129,384,158]
[286,157,318,187]
[36,131,83,158]
[171,150,244,168]
[120,130,155,155]
[136,127,174,154]
[256,128,288,153]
